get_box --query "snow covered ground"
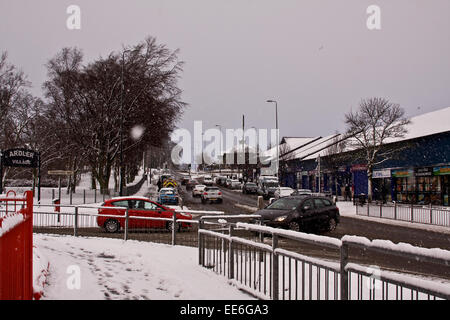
[35,234,253,300]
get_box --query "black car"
[255,195,340,233]
[242,182,258,194]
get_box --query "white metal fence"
[356,202,450,227]
[198,221,450,300]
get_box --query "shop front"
[433,165,450,206]
[392,164,450,206]
[372,169,392,202]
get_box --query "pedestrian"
[345,184,350,201]
[157,179,162,191]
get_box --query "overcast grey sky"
[1,0,450,139]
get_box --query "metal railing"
[5,174,147,206]
[356,201,450,227]
[198,221,450,300]
[29,203,227,248]
[0,191,34,300]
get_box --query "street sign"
[0,148,41,200]
[2,148,39,168]
[48,170,74,176]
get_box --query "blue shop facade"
[279,130,450,206]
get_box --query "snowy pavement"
[35,234,253,300]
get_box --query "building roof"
[386,106,450,143]
[301,106,450,162]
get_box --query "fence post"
[52,189,55,203]
[74,206,78,237]
[411,202,414,223]
[429,203,433,225]
[94,189,97,203]
[272,234,279,300]
[340,242,349,300]
[228,224,234,280]
[394,201,397,220]
[70,187,73,205]
[198,219,204,266]
[83,189,86,204]
[380,201,382,218]
[172,211,177,246]
[124,209,129,241]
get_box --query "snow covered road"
[34,234,253,300]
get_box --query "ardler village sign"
[0,148,41,200]
[2,149,39,167]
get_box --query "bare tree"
[345,97,410,202]
[43,37,186,194]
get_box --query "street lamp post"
[266,99,279,178]
[215,124,222,173]
[120,49,131,196]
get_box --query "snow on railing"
[199,221,450,300]
[0,212,24,237]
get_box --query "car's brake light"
[218,192,222,195]
[203,192,208,195]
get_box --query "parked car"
[203,176,214,186]
[225,178,232,188]
[186,179,199,191]
[274,187,295,199]
[157,188,179,205]
[192,184,207,197]
[255,195,340,233]
[257,180,280,200]
[215,176,228,186]
[97,197,192,233]
[230,179,241,189]
[242,182,258,194]
[201,186,223,204]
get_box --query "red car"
[97,196,192,233]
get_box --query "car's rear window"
[205,187,219,191]
[160,189,175,195]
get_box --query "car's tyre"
[218,199,223,204]
[104,219,120,233]
[328,218,337,232]
[288,221,301,232]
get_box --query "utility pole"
[267,100,279,178]
[241,114,245,182]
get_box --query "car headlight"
[275,215,288,222]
